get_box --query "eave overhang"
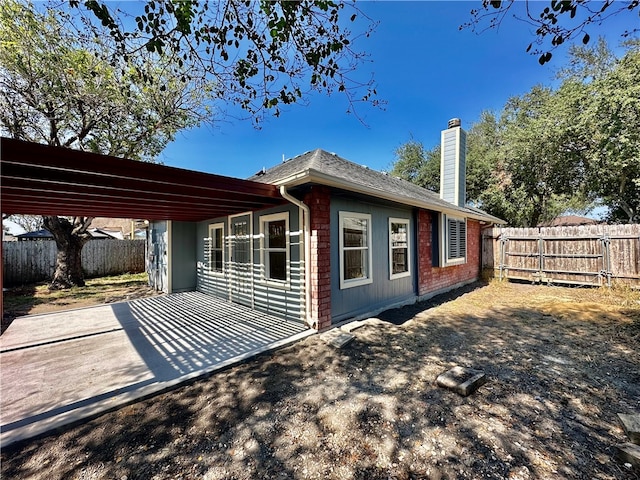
[273,168,504,224]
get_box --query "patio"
[0,292,312,447]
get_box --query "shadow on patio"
[0,292,311,447]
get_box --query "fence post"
[538,234,544,281]
[602,235,612,287]
[499,234,507,281]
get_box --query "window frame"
[443,214,467,266]
[339,211,373,290]
[388,217,411,280]
[207,222,225,275]
[259,212,290,288]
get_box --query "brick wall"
[417,210,481,296]
[304,186,332,330]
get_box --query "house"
[15,229,54,241]
[147,119,503,330]
[91,218,149,239]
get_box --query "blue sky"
[159,1,637,179]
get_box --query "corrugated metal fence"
[2,239,145,286]
[482,224,640,287]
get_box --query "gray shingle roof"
[250,148,503,223]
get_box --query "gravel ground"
[2,281,639,480]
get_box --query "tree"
[464,0,640,65]
[493,84,594,226]
[389,100,590,227]
[1,1,212,160]
[70,0,379,123]
[1,1,376,289]
[3,215,44,233]
[389,139,440,192]
[0,1,214,288]
[465,111,503,205]
[390,41,638,227]
[390,113,504,206]
[578,41,640,222]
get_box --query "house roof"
[538,215,599,227]
[251,149,504,223]
[15,229,53,240]
[1,137,284,222]
[15,228,118,240]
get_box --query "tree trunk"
[42,216,93,289]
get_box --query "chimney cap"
[448,118,461,129]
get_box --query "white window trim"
[389,217,411,280]
[339,211,373,290]
[259,212,290,289]
[208,222,225,275]
[443,214,467,266]
[228,211,254,308]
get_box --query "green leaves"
[0,0,215,162]
[65,0,378,125]
[465,0,638,65]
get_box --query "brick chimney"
[440,118,466,207]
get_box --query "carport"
[1,137,287,312]
[0,138,312,445]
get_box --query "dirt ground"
[2,281,639,480]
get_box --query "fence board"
[2,239,145,286]
[482,224,640,287]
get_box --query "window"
[445,216,467,264]
[261,213,289,284]
[339,212,373,289]
[208,223,224,273]
[389,218,411,279]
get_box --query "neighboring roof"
[88,228,120,239]
[538,215,599,227]
[15,229,53,240]
[1,137,284,221]
[90,217,140,236]
[15,228,118,240]
[251,149,504,223]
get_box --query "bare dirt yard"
[2,281,639,480]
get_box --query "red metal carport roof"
[0,137,285,221]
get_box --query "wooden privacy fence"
[482,224,640,287]
[2,239,146,286]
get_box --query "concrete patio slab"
[0,292,312,447]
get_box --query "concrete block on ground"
[320,329,355,349]
[618,414,640,445]
[615,442,640,470]
[436,366,486,396]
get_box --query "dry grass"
[2,272,158,333]
[2,281,639,480]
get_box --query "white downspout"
[279,186,313,329]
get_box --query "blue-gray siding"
[147,221,197,293]
[196,204,305,323]
[171,221,197,292]
[330,197,416,321]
